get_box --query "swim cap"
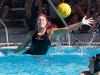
[46,21,57,29]
[38,14,47,19]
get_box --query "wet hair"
[92,53,100,73]
[38,14,47,19]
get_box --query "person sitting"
[47,0,65,28]
[14,14,94,56]
[70,0,91,33]
[79,53,100,75]
[0,0,10,26]
[90,0,100,32]
[23,0,43,32]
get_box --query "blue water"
[0,46,100,75]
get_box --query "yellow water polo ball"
[57,3,71,18]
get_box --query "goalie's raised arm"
[50,16,95,39]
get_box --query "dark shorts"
[25,17,37,27]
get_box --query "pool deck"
[0,28,100,46]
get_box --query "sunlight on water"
[0,51,4,56]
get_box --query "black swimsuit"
[24,31,51,55]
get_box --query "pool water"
[0,46,100,75]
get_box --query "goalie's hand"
[81,16,95,26]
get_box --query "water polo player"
[14,14,94,55]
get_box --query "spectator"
[72,0,78,4]
[64,0,75,25]
[95,0,100,31]
[0,0,10,26]
[42,0,50,20]
[70,0,91,33]
[85,0,100,32]
[23,0,42,32]
[46,0,65,28]
[79,53,100,75]
[95,0,100,14]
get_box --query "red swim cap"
[38,14,47,19]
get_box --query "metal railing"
[0,19,9,46]
[47,0,71,45]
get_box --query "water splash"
[56,36,62,50]
[0,51,4,57]
[71,28,99,55]
[88,30,98,45]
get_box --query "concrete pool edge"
[0,42,100,47]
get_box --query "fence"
[0,0,26,47]
[0,0,100,47]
